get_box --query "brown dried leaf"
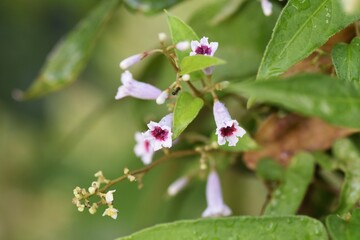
[243,114,358,169]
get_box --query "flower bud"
[176,41,190,51]
[119,54,142,70]
[156,90,169,105]
[158,32,167,42]
[167,177,189,196]
[181,74,190,81]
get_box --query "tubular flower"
[213,100,246,146]
[144,113,173,151]
[202,170,232,218]
[102,206,119,220]
[167,176,189,196]
[115,71,162,100]
[190,37,219,75]
[134,132,154,165]
[261,0,273,16]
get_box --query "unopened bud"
[176,41,190,51]
[181,74,190,81]
[88,186,96,194]
[124,168,130,174]
[158,32,167,42]
[128,175,136,182]
[119,54,143,70]
[167,177,189,196]
[156,90,169,105]
[77,204,85,212]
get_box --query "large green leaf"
[332,138,360,214]
[180,55,226,75]
[264,152,315,215]
[16,0,119,100]
[326,209,360,240]
[189,0,280,80]
[117,216,327,240]
[124,0,183,15]
[332,37,360,83]
[256,158,286,182]
[234,74,360,129]
[173,92,203,139]
[166,12,198,63]
[257,0,360,80]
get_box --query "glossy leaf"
[124,0,183,15]
[166,12,198,63]
[189,0,280,80]
[264,152,315,215]
[332,37,360,83]
[235,74,360,129]
[173,92,203,139]
[326,209,360,240]
[17,0,120,100]
[217,133,259,152]
[332,138,360,214]
[257,0,360,80]
[180,55,226,75]
[117,216,328,240]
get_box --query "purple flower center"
[195,45,212,55]
[151,126,168,141]
[144,140,150,152]
[220,123,236,137]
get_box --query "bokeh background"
[0,0,270,239]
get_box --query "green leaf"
[216,133,259,152]
[326,209,360,240]
[332,37,360,83]
[256,158,285,182]
[257,0,360,80]
[117,216,328,240]
[173,92,203,139]
[264,152,315,215]
[235,74,360,129]
[332,138,360,214]
[16,0,119,100]
[124,0,183,15]
[210,0,247,25]
[189,0,280,80]
[180,55,226,75]
[166,12,198,63]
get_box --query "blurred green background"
[0,0,268,239]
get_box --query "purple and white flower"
[115,71,162,100]
[261,0,273,16]
[190,37,219,75]
[144,113,173,151]
[213,100,246,146]
[190,37,218,57]
[134,132,154,165]
[202,170,232,218]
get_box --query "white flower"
[167,177,189,196]
[190,37,218,56]
[105,190,116,204]
[261,0,273,16]
[156,90,169,105]
[213,100,246,146]
[102,206,118,219]
[115,71,162,100]
[119,54,143,70]
[176,41,190,51]
[190,37,219,75]
[181,74,190,81]
[158,32,167,42]
[144,113,173,151]
[202,170,232,218]
[134,132,155,165]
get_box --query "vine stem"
[96,150,198,194]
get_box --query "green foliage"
[326,209,360,240]
[235,74,360,129]
[172,92,203,139]
[18,0,120,100]
[117,215,327,240]
[256,158,285,182]
[180,55,226,75]
[263,152,315,215]
[332,138,360,214]
[166,11,198,63]
[257,0,360,80]
[332,37,360,83]
[189,0,280,80]
[124,0,183,15]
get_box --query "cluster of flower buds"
[72,171,119,219]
